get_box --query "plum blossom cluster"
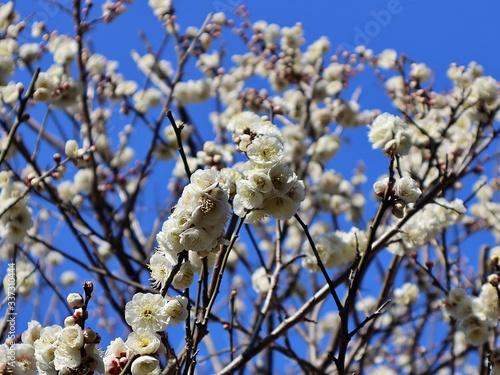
[305,164,366,222]
[387,198,465,256]
[470,177,500,243]
[206,18,379,152]
[0,177,33,244]
[301,227,367,271]
[368,112,412,157]
[3,290,103,374]
[228,111,305,222]
[373,175,422,218]
[104,292,188,374]
[153,169,231,289]
[443,277,500,347]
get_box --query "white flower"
[60,271,78,287]
[31,21,45,37]
[410,63,431,82]
[58,325,84,350]
[0,2,18,32]
[130,355,160,375]
[165,296,188,326]
[12,343,37,375]
[64,140,79,159]
[57,181,76,202]
[51,35,78,64]
[377,49,397,69]
[133,88,162,113]
[478,282,500,323]
[73,168,93,193]
[227,111,261,135]
[148,252,174,290]
[268,163,297,195]
[234,179,264,210]
[307,134,341,163]
[248,171,273,194]
[0,171,9,187]
[373,176,389,196]
[212,12,226,25]
[252,267,271,294]
[86,53,107,76]
[125,293,169,332]
[22,320,42,346]
[1,82,19,103]
[471,75,498,104]
[54,345,81,371]
[33,325,62,374]
[304,36,330,61]
[125,328,164,355]
[172,261,195,289]
[104,337,130,374]
[394,282,419,306]
[394,176,421,204]
[115,80,138,96]
[179,226,219,253]
[461,315,489,346]
[189,169,219,193]
[19,43,40,64]
[262,194,298,220]
[368,112,411,156]
[66,293,83,309]
[443,288,474,320]
[173,79,211,105]
[246,136,284,166]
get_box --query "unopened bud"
[67,293,84,309]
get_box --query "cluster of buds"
[373,175,422,218]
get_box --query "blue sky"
[19,1,500,81]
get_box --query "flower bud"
[67,293,84,309]
[65,140,79,159]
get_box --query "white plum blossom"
[252,267,271,294]
[148,252,174,290]
[368,113,412,156]
[130,355,160,375]
[302,228,367,271]
[165,296,189,326]
[394,176,422,204]
[477,282,500,324]
[155,169,230,259]
[33,324,63,374]
[173,79,211,105]
[0,181,33,244]
[10,343,37,375]
[149,0,172,18]
[49,35,78,64]
[410,63,431,82]
[22,320,42,346]
[104,337,130,375]
[394,283,419,306]
[443,288,474,320]
[64,140,79,159]
[246,136,284,166]
[172,261,195,289]
[461,315,489,346]
[86,53,107,77]
[373,176,389,196]
[125,328,164,355]
[377,49,397,69]
[125,293,169,332]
